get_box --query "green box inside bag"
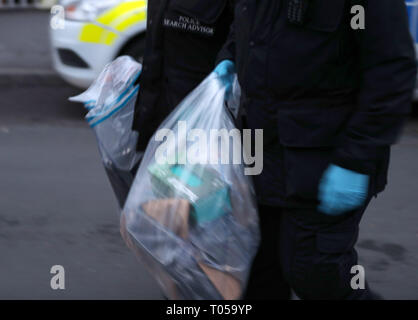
[148,162,231,224]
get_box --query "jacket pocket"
[267,1,347,93]
[308,229,357,299]
[277,104,353,202]
[303,0,346,33]
[277,104,353,148]
[283,146,334,202]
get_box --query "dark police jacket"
[217,0,417,207]
[132,0,233,150]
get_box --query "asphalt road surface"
[0,10,417,300]
[0,81,164,299]
[0,11,52,70]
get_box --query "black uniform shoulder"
[168,0,229,24]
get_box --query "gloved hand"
[214,60,235,98]
[318,164,369,215]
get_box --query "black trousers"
[244,202,381,300]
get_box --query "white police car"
[50,0,147,88]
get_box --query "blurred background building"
[0,0,56,9]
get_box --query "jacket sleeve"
[216,11,237,65]
[132,0,167,134]
[333,0,417,174]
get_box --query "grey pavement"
[0,86,164,300]
[357,123,418,299]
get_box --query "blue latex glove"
[214,60,235,98]
[318,164,369,215]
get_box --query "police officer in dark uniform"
[131,1,293,300]
[215,0,417,299]
[132,0,293,301]
[132,0,234,150]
